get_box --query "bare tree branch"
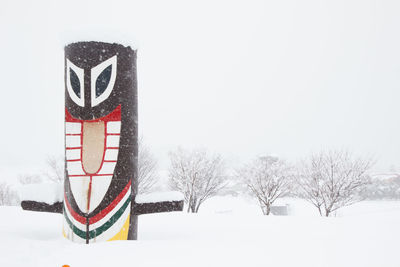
[236,155,293,215]
[295,150,373,217]
[168,148,227,213]
[0,182,19,206]
[18,174,43,185]
[137,138,159,194]
[42,156,64,183]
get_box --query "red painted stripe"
[65,109,81,122]
[67,159,81,162]
[66,147,81,150]
[64,192,86,224]
[106,133,120,136]
[87,176,93,212]
[80,122,85,175]
[66,133,81,136]
[89,180,131,224]
[106,147,119,149]
[65,105,121,123]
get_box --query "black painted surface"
[133,200,184,215]
[21,201,63,214]
[65,42,138,240]
[21,199,184,216]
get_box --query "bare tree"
[361,174,400,200]
[17,156,63,185]
[237,155,293,215]
[0,182,19,206]
[168,148,227,213]
[23,138,160,192]
[18,174,42,185]
[138,139,159,194]
[43,155,64,183]
[296,150,373,217]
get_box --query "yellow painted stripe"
[108,215,130,241]
[62,227,67,238]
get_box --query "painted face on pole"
[63,42,138,243]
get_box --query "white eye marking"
[91,55,117,107]
[66,59,85,107]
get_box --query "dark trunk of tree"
[265,204,271,215]
[317,206,323,216]
[195,204,200,213]
[188,198,197,213]
[325,209,331,217]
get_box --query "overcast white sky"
[0,0,399,181]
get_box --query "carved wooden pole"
[21,41,183,244]
[63,42,138,242]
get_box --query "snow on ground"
[0,197,399,267]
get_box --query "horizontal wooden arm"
[21,199,184,216]
[21,200,63,214]
[132,200,184,215]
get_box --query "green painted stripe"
[63,208,87,239]
[88,196,131,239]
[63,196,131,240]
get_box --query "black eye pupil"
[96,65,112,97]
[69,68,81,98]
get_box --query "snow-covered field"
[1,197,399,267]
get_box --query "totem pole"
[21,41,183,243]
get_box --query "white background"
[0,0,399,181]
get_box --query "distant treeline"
[361,175,400,200]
